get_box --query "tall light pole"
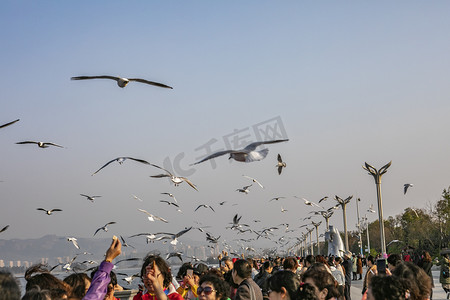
[334,195,353,251]
[361,215,371,254]
[321,210,334,231]
[363,161,391,257]
[356,198,363,256]
[307,228,314,255]
[312,221,322,255]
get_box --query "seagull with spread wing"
[296,197,323,209]
[195,204,215,212]
[37,208,62,215]
[161,192,178,203]
[137,209,168,223]
[242,175,264,189]
[404,183,413,195]
[67,237,80,249]
[149,164,198,191]
[80,194,102,202]
[92,157,150,175]
[93,222,116,236]
[236,185,252,194]
[156,227,193,245]
[16,141,64,148]
[192,139,289,165]
[71,75,173,89]
[276,154,287,175]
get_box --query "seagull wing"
[192,150,234,165]
[44,142,64,148]
[154,215,169,223]
[0,225,10,233]
[128,78,173,89]
[50,209,63,213]
[175,227,192,238]
[278,166,283,175]
[180,177,198,191]
[209,206,215,212]
[149,164,173,176]
[277,154,283,163]
[125,157,151,165]
[243,139,289,151]
[105,222,116,226]
[194,205,204,211]
[71,75,121,81]
[92,158,118,176]
[0,119,20,129]
[16,141,39,145]
[36,208,47,212]
[93,227,102,236]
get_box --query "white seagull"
[0,119,20,129]
[149,164,198,191]
[242,175,264,189]
[236,184,252,194]
[195,204,215,212]
[137,209,168,223]
[93,222,116,236]
[161,192,178,203]
[192,139,289,165]
[16,141,64,148]
[404,183,413,195]
[367,204,376,213]
[156,227,193,245]
[37,208,62,215]
[296,197,323,209]
[67,237,80,249]
[71,75,173,89]
[269,197,285,202]
[80,194,102,202]
[276,154,287,175]
[281,206,288,213]
[131,194,143,202]
[92,157,150,176]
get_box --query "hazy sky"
[1,1,450,252]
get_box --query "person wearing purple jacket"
[83,236,122,300]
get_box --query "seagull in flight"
[318,196,329,203]
[281,206,288,213]
[80,194,102,202]
[236,185,252,194]
[269,197,285,202]
[149,164,198,191]
[166,252,183,262]
[0,225,10,234]
[71,75,173,89]
[67,237,80,249]
[16,141,64,148]
[93,222,116,236]
[160,200,180,208]
[367,204,376,213]
[161,192,178,203]
[37,208,62,215]
[120,236,135,249]
[296,197,323,209]
[195,204,215,212]
[92,157,150,175]
[157,227,192,245]
[206,232,220,244]
[0,119,19,129]
[276,154,287,175]
[404,183,413,195]
[137,209,168,223]
[242,175,264,189]
[219,201,227,205]
[192,139,289,165]
[131,194,143,202]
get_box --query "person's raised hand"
[105,235,122,262]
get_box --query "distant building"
[0,260,4,267]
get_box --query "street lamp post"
[321,211,334,231]
[363,161,391,257]
[356,198,363,256]
[334,195,353,251]
[312,221,322,255]
[307,228,314,255]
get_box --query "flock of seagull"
[1,75,415,282]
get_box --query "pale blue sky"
[1,1,450,252]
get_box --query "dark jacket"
[342,258,353,284]
[254,270,271,297]
[235,278,263,300]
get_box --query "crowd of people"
[0,238,449,300]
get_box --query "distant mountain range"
[0,234,209,264]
